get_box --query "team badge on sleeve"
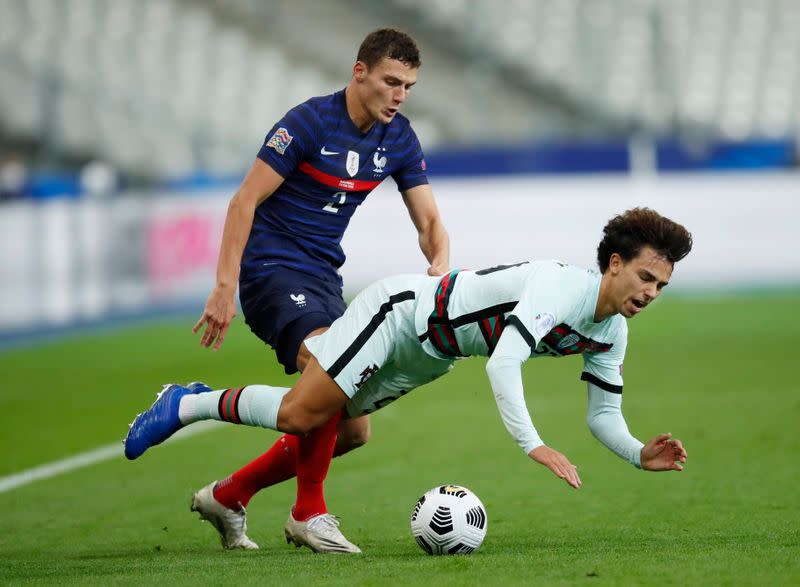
[266,127,293,155]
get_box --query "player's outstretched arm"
[401,184,450,276]
[640,433,687,472]
[193,159,284,350]
[585,382,644,466]
[528,446,582,489]
[486,325,581,489]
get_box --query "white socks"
[178,385,291,430]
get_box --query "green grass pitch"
[1,293,799,585]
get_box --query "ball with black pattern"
[410,484,488,555]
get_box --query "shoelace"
[307,514,343,539]
[219,504,246,533]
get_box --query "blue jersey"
[241,89,429,286]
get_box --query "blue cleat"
[186,381,212,393]
[124,384,198,460]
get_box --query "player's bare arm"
[194,159,285,350]
[401,184,450,276]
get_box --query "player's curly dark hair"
[597,208,693,272]
[357,28,421,69]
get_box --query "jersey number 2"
[323,191,347,213]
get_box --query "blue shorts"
[239,267,347,374]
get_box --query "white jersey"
[309,261,642,465]
[414,260,626,393]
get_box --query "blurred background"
[1,0,799,344]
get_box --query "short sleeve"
[504,265,575,351]
[581,319,627,393]
[257,102,320,177]
[391,123,429,191]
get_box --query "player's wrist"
[525,439,545,456]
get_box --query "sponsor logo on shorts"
[290,293,306,307]
[355,364,379,390]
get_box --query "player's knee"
[337,418,371,451]
[341,427,370,450]
[277,410,313,435]
[276,400,324,435]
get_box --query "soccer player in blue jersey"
[127,208,692,553]
[186,29,449,550]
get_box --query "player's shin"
[212,434,300,510]
[179,385,291,429]
[293,411,342,521]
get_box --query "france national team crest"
[266,127,293,155]
[372,151,387,173]
[346,150,360,177]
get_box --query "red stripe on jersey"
[435,273,451,315]
[298,162,381,192]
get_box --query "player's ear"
[354,61,367,82]
[608,253,623,275]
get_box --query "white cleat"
[190,482,259,550]
[284,511,361,554]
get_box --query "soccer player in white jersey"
[125,207,692,552]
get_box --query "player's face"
[609,246,673,318]
[355,57,417,124]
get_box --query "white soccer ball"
[410,484,488,555]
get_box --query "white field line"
[0,421,223,494]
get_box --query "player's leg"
[282,277,420,553]
[204,270,345,506]
[184,363,346,551]
[299,328,372,456]
[182,356,348,433]
[210,280,370,512]
[211,378,371,513]
[292,409,341,521]
[334,415,370,455]
[245,353,359,553]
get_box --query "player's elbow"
[586,414,602,439]
[228,187,260,216]
[485,354,515,376]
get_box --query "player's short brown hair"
[357,28,421,69]
[597,208,693,272]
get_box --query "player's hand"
[640,433,687,472]
[193,284,237,351]
[426,262,449,276]
[529,445,581,489]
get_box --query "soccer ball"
[410,484,488,555]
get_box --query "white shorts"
[304,274,454,418]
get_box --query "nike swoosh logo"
[320,147,340,156]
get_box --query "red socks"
[213,434,300,509]
[292,410,341,521]
[212,412,343,519]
